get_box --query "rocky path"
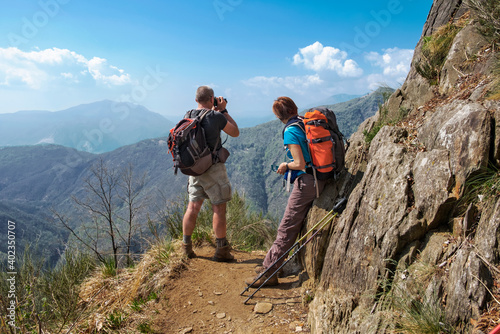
[152,246,310,333]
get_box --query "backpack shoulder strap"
[282,116,305,138]
[282,116,312,166]
[184,108,212,120]
[199,108,211,121]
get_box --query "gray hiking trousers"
[262,173,325,272]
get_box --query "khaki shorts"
[187,163,232,205]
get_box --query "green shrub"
[416,23,464,85]
[192,202,215,244]
[130,299,143,312]
[151,238,174,265]
[363,124,383,144]
[159,191,277,250]
[226,192,277,250]
[137,321,155,333]
[373,264,456,334]
[363,100,411,144]
[130,291,160,313]
[107,310,126,329]
[398,106,410,121]
[101,257,117,277]
[463,164,500,204]
[159,196,188,240]
[0,247,96,333]
[466,0,500,44]
[363,97,390,144]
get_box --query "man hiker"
[245,96,326,286]
[182,85,239,261]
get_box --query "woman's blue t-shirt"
[283,124,311,177]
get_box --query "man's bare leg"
[212,202,234,262]
[182,200,204,258]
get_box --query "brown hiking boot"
[245,271,279,288]
[212,245,234,262]
[255,265,284,277]
[182,242,196,259]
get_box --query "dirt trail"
[152,245,310,333]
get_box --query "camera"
[213,96,227,108]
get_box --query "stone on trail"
[254,302,273,314]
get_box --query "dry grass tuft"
[72,239,186,332]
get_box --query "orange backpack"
[304,107,346,178]
[287,107,346,180]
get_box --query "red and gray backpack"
[167,109,221,176]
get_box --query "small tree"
[53,158,146,267]
[117,163,146,265]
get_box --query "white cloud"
[365,47,414,81]
[239,46,414,114]
[87,56,132,86]
[0,47,132,89]
[243,74,323,94]
[293,41,363,77]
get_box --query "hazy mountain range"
[0,100,174,153]
[0,91,379,153]
[0,87,392,264]
[306,93,363,108]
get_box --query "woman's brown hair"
[272,96,298,122]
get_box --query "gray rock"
[440,23,488,95]
[306,0,500,332]
[418,100,491,187]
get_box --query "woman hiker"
[245,96,326,287]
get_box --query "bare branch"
[51,209,105,263]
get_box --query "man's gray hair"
[196,86,214,103]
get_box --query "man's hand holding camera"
[213,96,228,113]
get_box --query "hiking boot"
[182,242,196,259]
[245,271,279,288]
[256,265,285,277]
[212,245,234,262]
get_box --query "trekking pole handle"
[296,197,346,244]
[332,197,347,214]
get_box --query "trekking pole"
[240,197,347,297]
[243,210,340,304]
[241,197,347,302]
[489,323,500,334]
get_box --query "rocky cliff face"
[303,0,500,332]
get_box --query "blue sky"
[0,0,433,120]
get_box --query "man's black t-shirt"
[186,109,228,151]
